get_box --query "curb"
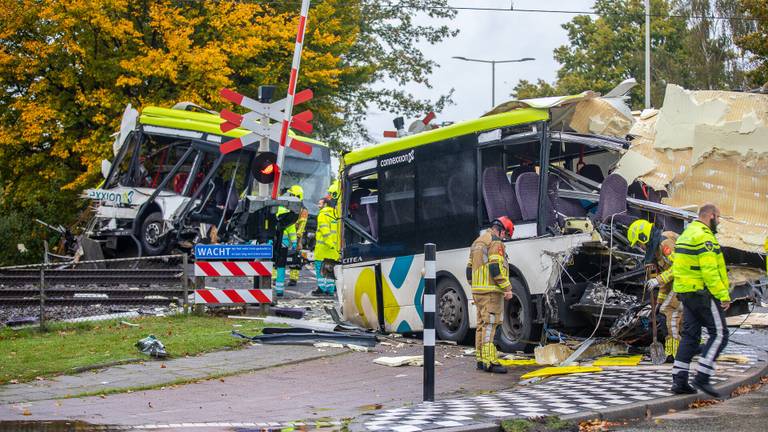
[443,350,768,432]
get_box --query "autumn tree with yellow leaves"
[0,0,457,264]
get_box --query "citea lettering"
[379,149,415,168]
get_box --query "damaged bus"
[336,92,767,351]
[83,104,331,257]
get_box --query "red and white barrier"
[194,289,272,304]
[194,261,272,277]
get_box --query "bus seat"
[515,172,558,228]
[593,173,636,225]
[482,167,522,222]
[577,164,605,184]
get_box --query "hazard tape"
[194,288,272,304]
[194,261,272,277]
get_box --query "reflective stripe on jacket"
[314,206,339,261]
[672,220,730,301]
[467,229,512,293]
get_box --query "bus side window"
[380,164,416,237]
[345,173,378,245]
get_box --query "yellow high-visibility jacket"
[466,229,512,293]
[314,206,339,261]
[656,231,678,302]
[672,221,730,302]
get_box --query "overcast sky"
[362,0,597,143]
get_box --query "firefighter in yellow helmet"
[312,180,340,296]
[466,216,515,374]
[287,185,308,286]
[628,218,682,360]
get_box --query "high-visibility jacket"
[314,206,339,261]
[655,231,678,302]
[466,229,512,293]
[276,207,298,249]
[672,220,730,302]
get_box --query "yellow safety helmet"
[287,184,304,201]
[327,180,340,200]
[627,219,654,247]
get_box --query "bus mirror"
[253,152,278,184]
[101,159,112,179]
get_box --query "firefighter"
[670,203,730,397]
[628,219,681,360]
[312,181,340,296]
[287,185,307,286]
[466,217,515,374]
[273,185,304,297]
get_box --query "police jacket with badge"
[672,221,730,302]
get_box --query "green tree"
[736,0,768,86]
[0,0,457,264]
[511,0,745,106]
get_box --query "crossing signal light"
[253,152,278,184]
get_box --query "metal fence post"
[423,243,436,402]
[182,254,189,315]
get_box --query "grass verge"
[502,416,578,432]
[0,314,261,384]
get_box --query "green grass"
[501,416,577,432]
[0,315,261,384]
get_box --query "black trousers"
[672,291,728,380]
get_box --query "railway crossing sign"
[193,244,272,260]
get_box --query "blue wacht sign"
[194,244,273,260]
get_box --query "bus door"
[340,163,386,331]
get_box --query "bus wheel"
[436,278,469,343]
[140,212,168,256]
[496,277,540,353]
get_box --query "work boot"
[671,375,696,394]
[288,280,298,286]
[311,288,326,297]
[275,291,284,298]
[484,363,508,374]
[476,362,484,370]
[692,375,721,398]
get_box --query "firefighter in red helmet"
[466,216,515,373]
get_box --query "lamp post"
[452,56,535,107]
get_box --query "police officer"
[466,217,515,374]
[671,204,730,397]
[628,219,682,360]
[312,181,340,296]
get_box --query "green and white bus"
[336,102,628,351]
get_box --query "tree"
[0,0,457,264]
[511,0,745,106]
[735,0,768,86]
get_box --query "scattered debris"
[314,342,344,349]
[463,348,476,356]
[228,315,338,332]
[346,344,369,352]
[521,366,603,380]
[717,354,749,364]
[726,313,768,328]
[373,355,442,367]
[592,355,642,367]
[135,335,168,358]
[232,330,377,347]
[3,316,38,327]
[535,344,574,365]
[269,306,306,320]
[120,321,139,327]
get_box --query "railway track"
[0,268,188,307]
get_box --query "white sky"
[361,0,597,144]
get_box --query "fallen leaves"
[689,399,720,409]
[579,419,626,431]
[22,408,31,416]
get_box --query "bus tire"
[140,212,168,256]
[436,277,469,343]
[496,277,540,353]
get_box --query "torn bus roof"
[616,84,768,253]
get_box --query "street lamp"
[452,56,535,107]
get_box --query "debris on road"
[727,313,768,328]
[521,366,603,380]
[232,330,377,347]
[135,335,167,358]
[716,354,750,364]
[373,355,441,367]
[592,355,642,367]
